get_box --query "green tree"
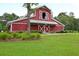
[0,13,19,32]
[11,13,19,20]
[2,13,19,21]
[0,22,6,31]
[69,12,74,17]
[55,12,78,31]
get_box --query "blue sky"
[0,3,79,18]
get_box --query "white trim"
[13,23,27,24]
[46,13,48,20]
[38,25,44,32]
[53,19,65,26]
[30,19,57,25]
[39,10,42,20]
[45,25,50,32]
[39,10,49,20]
[7,17,28,25]
[38,25,50,33]
[10,24,12,32]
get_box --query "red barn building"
[7,6,65,33]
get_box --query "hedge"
[0,32,41,41]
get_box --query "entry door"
[38,25,44,32]
[38,25,50,33]
[45,25,50,32]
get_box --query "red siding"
[33,8,52,21]
[30,24,38,30]
[50,24,64,32]
[50,25,55,32]
[12,24,28,32]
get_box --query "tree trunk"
[27,10,31,33]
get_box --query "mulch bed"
[0,39,22,42]
[0,38,40,42]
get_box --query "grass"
[0,33,79,56]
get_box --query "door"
[38,24,50,33]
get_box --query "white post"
[10,24,12,32]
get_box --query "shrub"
[0,32,41,41]
[30,33,41,40]
[36,33,41,39]
[62,30,79,33]
[0,32,12,40]
[31,30,42,33]
[57,30,79,33]
[19,33,41,40]
[12,32,20,38]
[20,33,31,40]
[57,30,67,33]
[10,32,31,40]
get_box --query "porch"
[30,20,57,33]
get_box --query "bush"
[57,30,79,33]
[31,30,42,33]
[57,30,67,33]
[12,32,21,39]
[0,32,41,41]
[20,33,31,40]
[30,33,41,40]
[63,30,79,33]
[17,33,41,40]
[0,32,12,40]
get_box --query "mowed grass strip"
[0,33,79,56]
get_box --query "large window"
[42,12,46,19]
[39,11,49,20]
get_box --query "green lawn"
[0,33,79,56]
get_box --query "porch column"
[10,24,12,32]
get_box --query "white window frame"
[39,11,49,20]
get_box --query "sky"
[0,0,79,18]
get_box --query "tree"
[0,13,19,31]
[58,12,67,16]
[2,13,19,21]
[55,12,78,31]
[69,12,74,17]
[23,3,39,33]
[0,22,6,32]
[11,13,19,20]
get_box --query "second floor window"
[42,12,46,19]
[39,11,49,20]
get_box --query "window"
[39,11,49,20]
[42,12,46,19]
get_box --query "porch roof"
[30,20,57,25]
